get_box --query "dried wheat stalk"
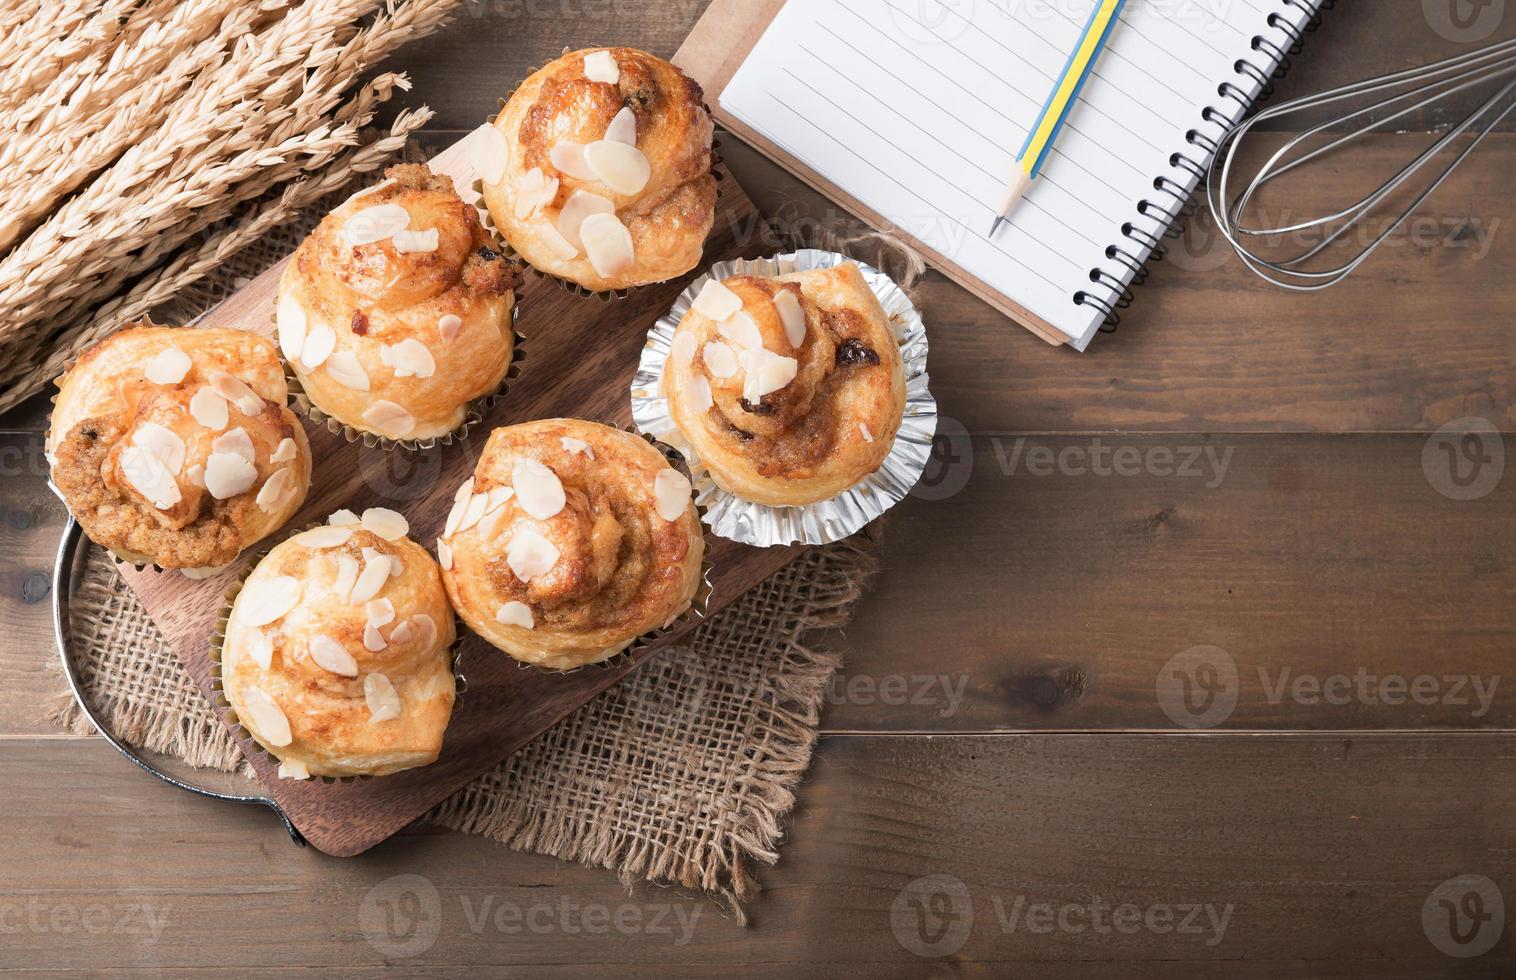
[0,0,466,411]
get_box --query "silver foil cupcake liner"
[210,521,468,785]
[631,249,936,548]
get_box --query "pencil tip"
[988,216,1006,239]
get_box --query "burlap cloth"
[49,164,918,918]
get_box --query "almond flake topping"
[294,525,353,549]
[436,538,453,571]
[324,350,369,391]
[672,329,697,367]
[393,228,440,254]
[718,310,764,350]
[329,509,360,526]
[270,437,297,463]
[144,346,191,386]
[694,279,744,321]
[331,554,359,604]
[256,467,295,513]
[536,220,579,260]
[361,400,415,438]
[506,526,561,582]
[437,314,463,343]
[604,106,637,145]
[514,166,559,219]
[189,386,229,431]
[702,341,738,379]
[118,446,181,510]
[584,50,620,84]
[241,686,292,746]
[774,289,807,348]
[237,575,301,627]
[859,423,875,443]
[209,372,264,416]
[512,458,566,520]
[477,507,505,543]
[185,463,205,488]
[580,212,635,279]
[654,468,692,522]
[300,322,336,369]
[131,422,186,474]
[390,620,414,645]
[585,140,650,196]
[379,338,436,379]
[443,494,469,538]
[741,349,799,402]
[212,427,255,463]
[688,374,713,414]
[363,624,387,652]
[350,551,391,604]
[557,189,615,251]
[549,141,599,182]
[496,601,535,629]
[244,629,273,671]
[277,293,307,361]
[341,203,411,247]
[486,485,515,512]
[470,125,509,185]
[560,437,594,459]
[310,635,358,677]
[364,673,402,723]
[414,613,437,649]
[455,478,475,503]
[204,452,257,500]
[278,758,310,781]
[365,598,396,629]
[361,507,409,541]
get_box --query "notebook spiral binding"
[1075,0,1335,333]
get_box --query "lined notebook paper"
[719,0,1327,349]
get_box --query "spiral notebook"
[674,0,1330,350]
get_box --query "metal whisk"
[1207,37,1516,291]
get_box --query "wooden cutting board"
[114,128,801,856]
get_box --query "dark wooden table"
[3,2,1515,975]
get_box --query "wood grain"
[2,734,1512,974]
[108,134,805,857]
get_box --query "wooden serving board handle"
[115,129,802,856]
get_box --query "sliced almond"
[270,437,297,463]
[361,507,408,541]
[584,50,620,84]
[310,635,359,677]
[277,293,307,362]
[277,758,310,781]
[859,422,875,443]
[204,452,257,500]
[654,468,692,522]
[672,329,697,367]
[131,421,186,474]
[506,526,561,582]
[366,598,397,628]
[294,525,353,549]
[392,228,439,254]
[701,341,738,379]
[324,350,369,391]
[496,601,535,629]
[512,458,566,520]
[560,437,594,459]
[379,338,436,379]
[470,124,509,185]
[718,310,764,350]
[329,509,360,526]
[579,212,634,279]
[117,446,181,510]
[485,485,515,512]
[436,538,453,571]
[389,620,414,645]
[361,401,415,439]
[331,554,359,604]
[437,314,463,343]
[237,575,301,627]
[536,220,579,260]
[347,177,396,203]
[458,492,488,533]
[240,686,292,746]
[364,672,402,723]
[184,463,205,488]
[443,494,469,538]
[742,350,799,402]
[688,374,713,414]
[774,289,807,348]
[350,551,391,604]
[556,189,615,251]
[414,613,437,649]
[363,624,387,652]
[144,346,191,386]
[549,141,599,181]
[244,629,273,671]
[256,467,295,513]
[341,203,411,247]
[604,106,637,145]
[513,166,559,219]
[212,427,255,463]
[389,556,404,578]
[300,322,335,369]
[189,386,229,431]
[476,506,505,543]
[584,140,650,196]
[693,279,744,321]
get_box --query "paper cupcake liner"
[469,88,724,303]
[282,308,526,454]
[631,249,937,548]
[209,521,469,785]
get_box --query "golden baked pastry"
[221,508,457,779]
[476,47,716,292]
[48,325,312,571]
[278,164,517,442]
[662,262,906,506]
[438,419,703,670]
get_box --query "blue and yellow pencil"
[989,0,1126,238]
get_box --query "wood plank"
[1,734,1511,975]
